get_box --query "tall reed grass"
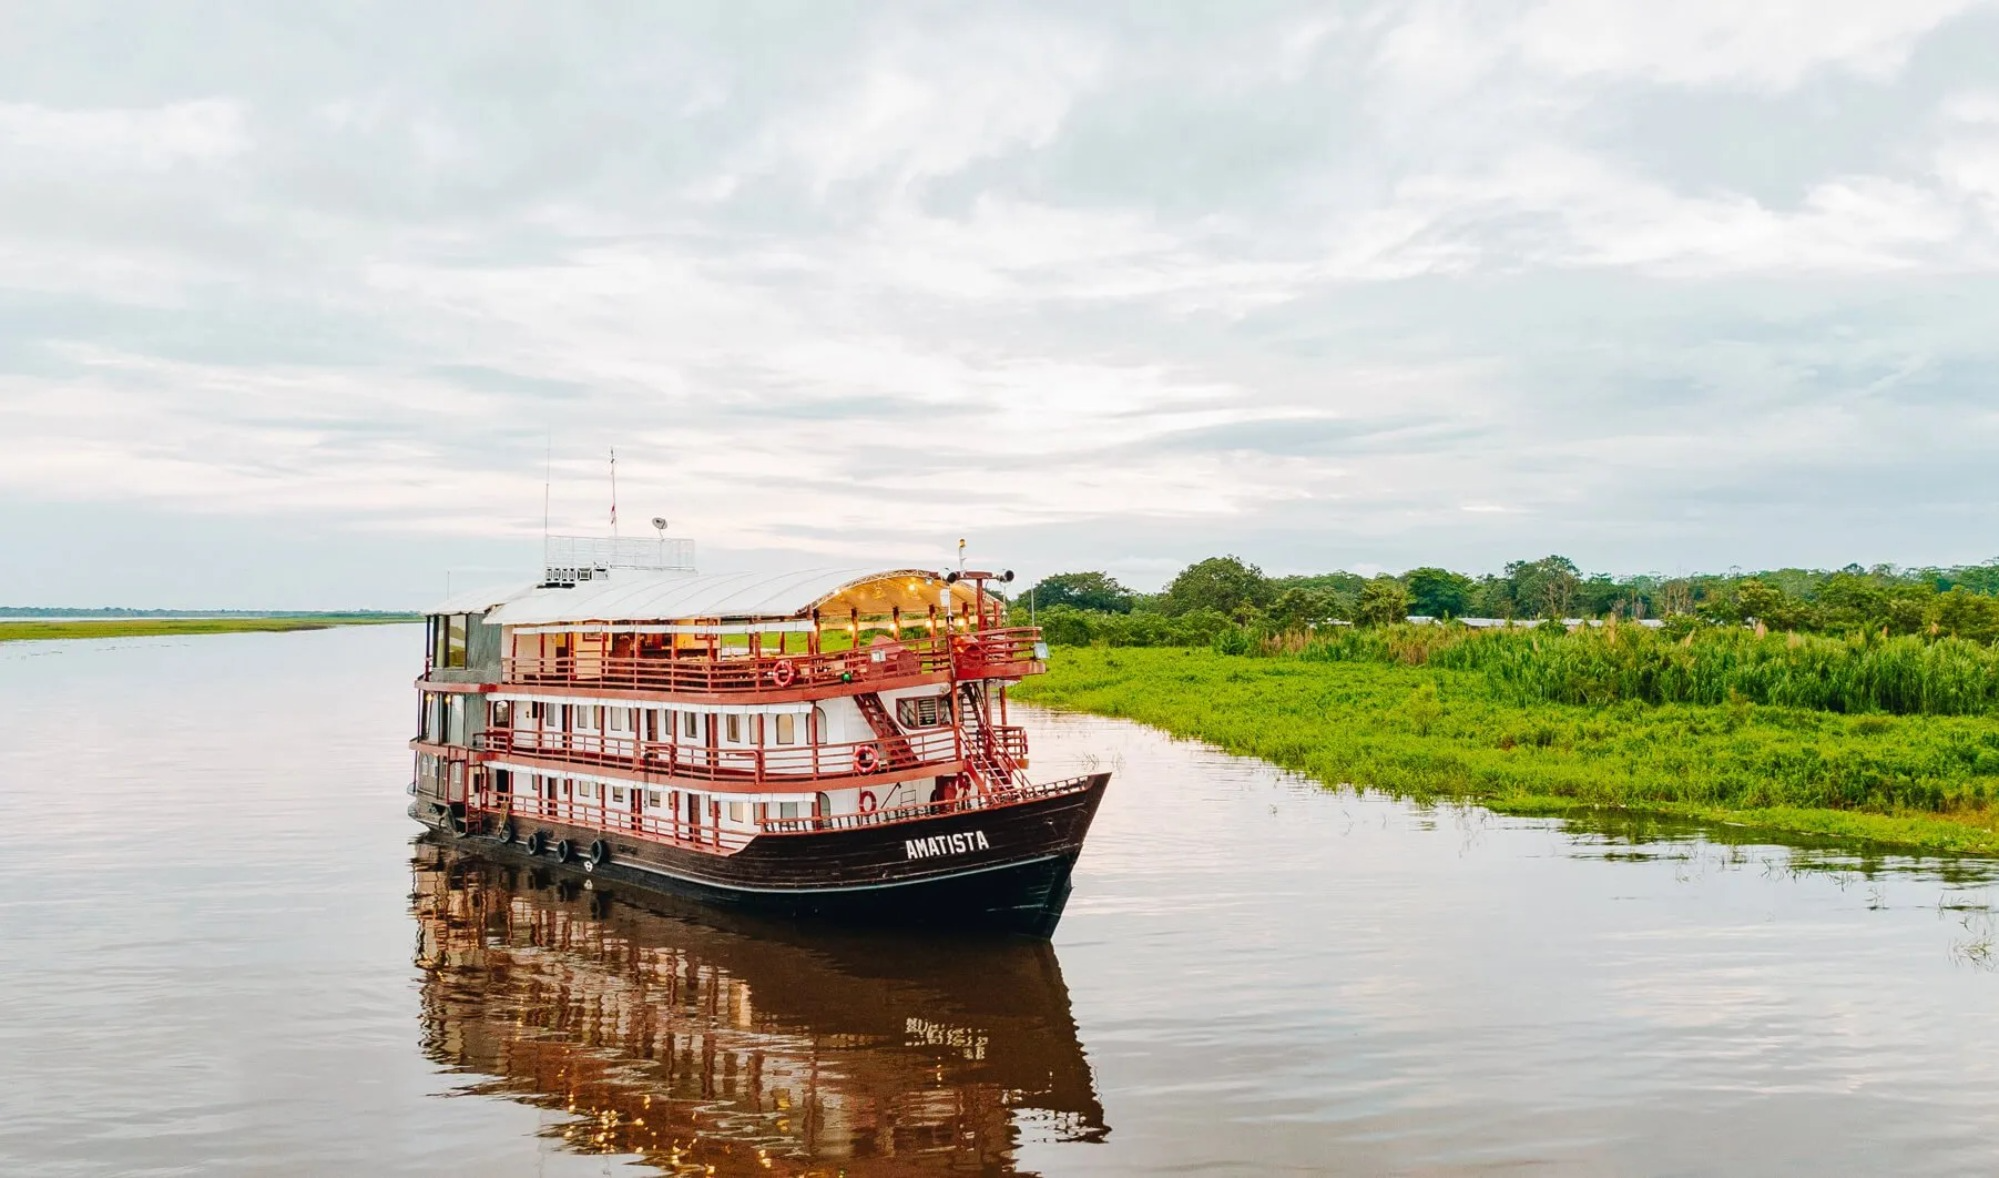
[1289,624,1999,717]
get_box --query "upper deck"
[499,626,1043,699]
[420,559,1043,702]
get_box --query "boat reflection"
[411,839,1107,1174]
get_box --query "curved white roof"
[454,567,985,626]
[425,582,538,617]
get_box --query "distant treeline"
[0,607,419,619]
[1015,555,1999,646]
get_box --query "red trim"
[483,745,960,795]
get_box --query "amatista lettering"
[904,830,990,859]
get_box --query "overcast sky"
[3,2,1997,608]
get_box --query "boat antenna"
[957,537,966,574]
[609,446,619,537]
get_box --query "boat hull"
[416,772,1109,938]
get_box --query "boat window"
[774,713,796,745]
[444,614,468,668]
[727,802,745,823]
[812,706,827,744]
[897,694,950,728]
[778,801,800,820]
[609,708,628,732]
[612,786,626,804]
[490,699,511,728]
[647,790,662,808]
[684,711,699,738]
[725,714,742,743]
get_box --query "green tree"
[1934,588,1999,643]
[1405,567,1473,618]
[1816,572,1887,629]
[1734,578,1815,631]
[1269,587,1336,632]
[1467,574,1514,619]
[1023,571,1135,613]
[1271,572,1364,620]
[1505,555,1582,619]
[1162,556,1271,619]
[1355,576,1411,628]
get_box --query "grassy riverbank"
[0,616,417,642]
[1014,646,1999,855]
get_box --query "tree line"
[1016,555,1999,645]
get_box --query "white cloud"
[0,98,249,166]
[751,18,1105,196]
[1937,92,1999,219]
[1513,0,1984,92]
[1389,147,1974,275]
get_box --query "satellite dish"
[650,517,669,532]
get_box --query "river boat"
[408,536,1109,937]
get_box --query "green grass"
[1298,622,1999,716]
[0,616,417,642]
[1014,646,1999,856]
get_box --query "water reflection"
[410,839,1106,1174]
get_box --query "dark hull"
[417,772,1109,938]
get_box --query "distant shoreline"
[0,607,416,619]
[0,616,419,642]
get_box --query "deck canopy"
[442,568,992,629]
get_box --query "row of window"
[497,700,811,745]
[491,693,953,743]
[514,772,809,822]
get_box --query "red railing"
[498,627,1044,696]
[952,628,1046,681]
[476,725,962,784]
[474,787,756,851]
[987,725,1029,762]
[758,774,1100,834]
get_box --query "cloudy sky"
[3,2,1997,608]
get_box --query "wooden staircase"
[853,692,920,769]
[957,683,1025,790]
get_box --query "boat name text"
[905,830,990,859]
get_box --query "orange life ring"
[854,744,881,773]
[858,789,879,813]
[769,658,797,687]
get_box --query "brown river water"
[3,625,1998,1175]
